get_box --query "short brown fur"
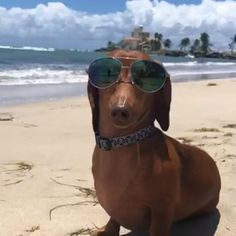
[87,50,221,236]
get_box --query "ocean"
[0,47,236,105]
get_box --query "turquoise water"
[0,47,236,105]
[1,48,236,85]
[0,48,103,65]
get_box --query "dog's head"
[87,49,171,136]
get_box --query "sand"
[0,79,235,236]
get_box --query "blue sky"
[0,0,202,13]
[0,0,235,50]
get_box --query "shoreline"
[0,78,236,235]
[0,82,87,107]
[0,76,236,107]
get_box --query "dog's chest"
[92,149,155,230]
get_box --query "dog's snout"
[111,106,132,127]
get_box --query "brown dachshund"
[87,50,221,236]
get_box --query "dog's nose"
[111,106,131,126]
[112,107,130,119]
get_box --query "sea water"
[0,47,236,105]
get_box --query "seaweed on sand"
[0,162,33,186]
[49,178,98,220]
[1,161,33,172]
[68,227,96,236]
[193,128,220,132]
[223,124,236,129]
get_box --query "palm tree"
[107,41,116,50]
[179,37,191,51]
[154,32,163,42]
[154,32,163,51]
[200,32,212,56]
[164,38,172,49]
[154,40,162,51]
[229,34,236,53]
[150,39,156,51]
[190,39,201,53]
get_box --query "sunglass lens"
[131,61,167,92]
[88,58,121,88]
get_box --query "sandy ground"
[0,79,235,236]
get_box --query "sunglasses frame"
[88,57,170,93]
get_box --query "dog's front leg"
[93,218,120,236]
[149,203,174,236]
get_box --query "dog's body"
[88,50,221,236]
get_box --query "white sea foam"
[0,68,88,85]
[164,61,198,67]
[171,70,236,77]
[1,60,236,86]
[204,62,236,66]
[0,45,55,52]
[1,68,236,86]
[164,61,236,67]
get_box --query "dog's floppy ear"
[87,82,99,133]
[155,76,171,131]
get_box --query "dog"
[87,49,221,236]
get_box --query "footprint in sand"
[0,161,33,186]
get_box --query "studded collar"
[95,125,157,151]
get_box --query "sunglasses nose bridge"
[117,66,133,84]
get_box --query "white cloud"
[0,0,235,50]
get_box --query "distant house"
[131,26,150,41]
[120,37,140,50]
[120,26,152,52]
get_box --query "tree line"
[106,32,236,57]
[152,32,236,56]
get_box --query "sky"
[0,0,235,50]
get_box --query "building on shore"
[119,26,153,52]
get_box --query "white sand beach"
[0,78,236,236]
